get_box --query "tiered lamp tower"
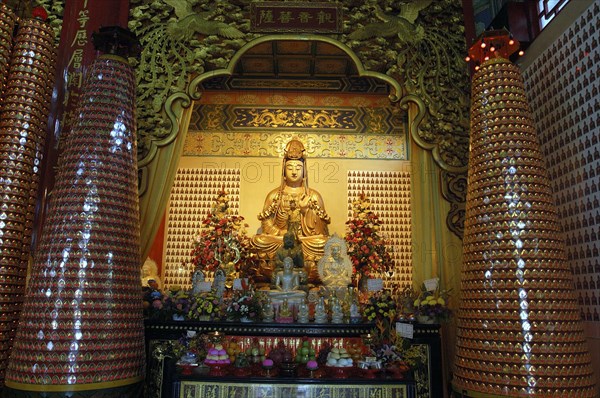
[4,27,145,397]
[452,31,597,397]
[0,6,57,386]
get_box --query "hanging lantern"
[4,26,145,396]
[453,31,597,397]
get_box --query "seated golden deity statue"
[318,235,353,288]
[141,257,162,290]
[252,138,330,263]
[270,257,307,303]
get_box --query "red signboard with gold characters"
[250,2,343,33]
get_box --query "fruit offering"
[268,341,293,365]
[226,340,242,362]
[295,338,316,364]
[233,352,250,368]
[346,341,364,362]
[316,342,332,365]
[245,339,266,364]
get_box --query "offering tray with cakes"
[204,343,231,376]
[325,347,355,378]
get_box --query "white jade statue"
[318,235,353,288]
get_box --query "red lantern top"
[32,6,48,21]
[465,29,522,68]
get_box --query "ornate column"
[4,27,145,397]
[0,3,17,99]
[0,6,57,386]
[452,31,597,397]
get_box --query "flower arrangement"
[142,288,170,321]
[363,290,397,322]
[413,285,452,323]
[186,189,256,274]
[370,334,426,369]
[344,193,393,281]
[225,287,265,321]
[188,289,222,321]
[167,287,191,321]
[172,331,209,363]
[364,291,425,372]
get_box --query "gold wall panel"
[347,171,412,293]
[184,132,407,160]
[163,168,241,289]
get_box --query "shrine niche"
[124,2,470,397]
[128,0,471,264]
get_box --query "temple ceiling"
[201,40,388,94]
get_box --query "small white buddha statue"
[269,257,307,304]
[349,291,362,324]
[318,235,353,288]
[330,296,344,324]
[191,268,205,295]
[213,268,226,299]
[314,296,328,323]
[297,298,310,323]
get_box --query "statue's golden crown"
[284,139,305,161]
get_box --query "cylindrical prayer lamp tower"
[0,3,17,100]
[452,30,597,397]
[4,27,145,397]
[0,8,57,387]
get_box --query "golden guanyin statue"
[252,138,330,276]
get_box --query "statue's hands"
[299,194,311,209]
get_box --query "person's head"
[283,257,294,272]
